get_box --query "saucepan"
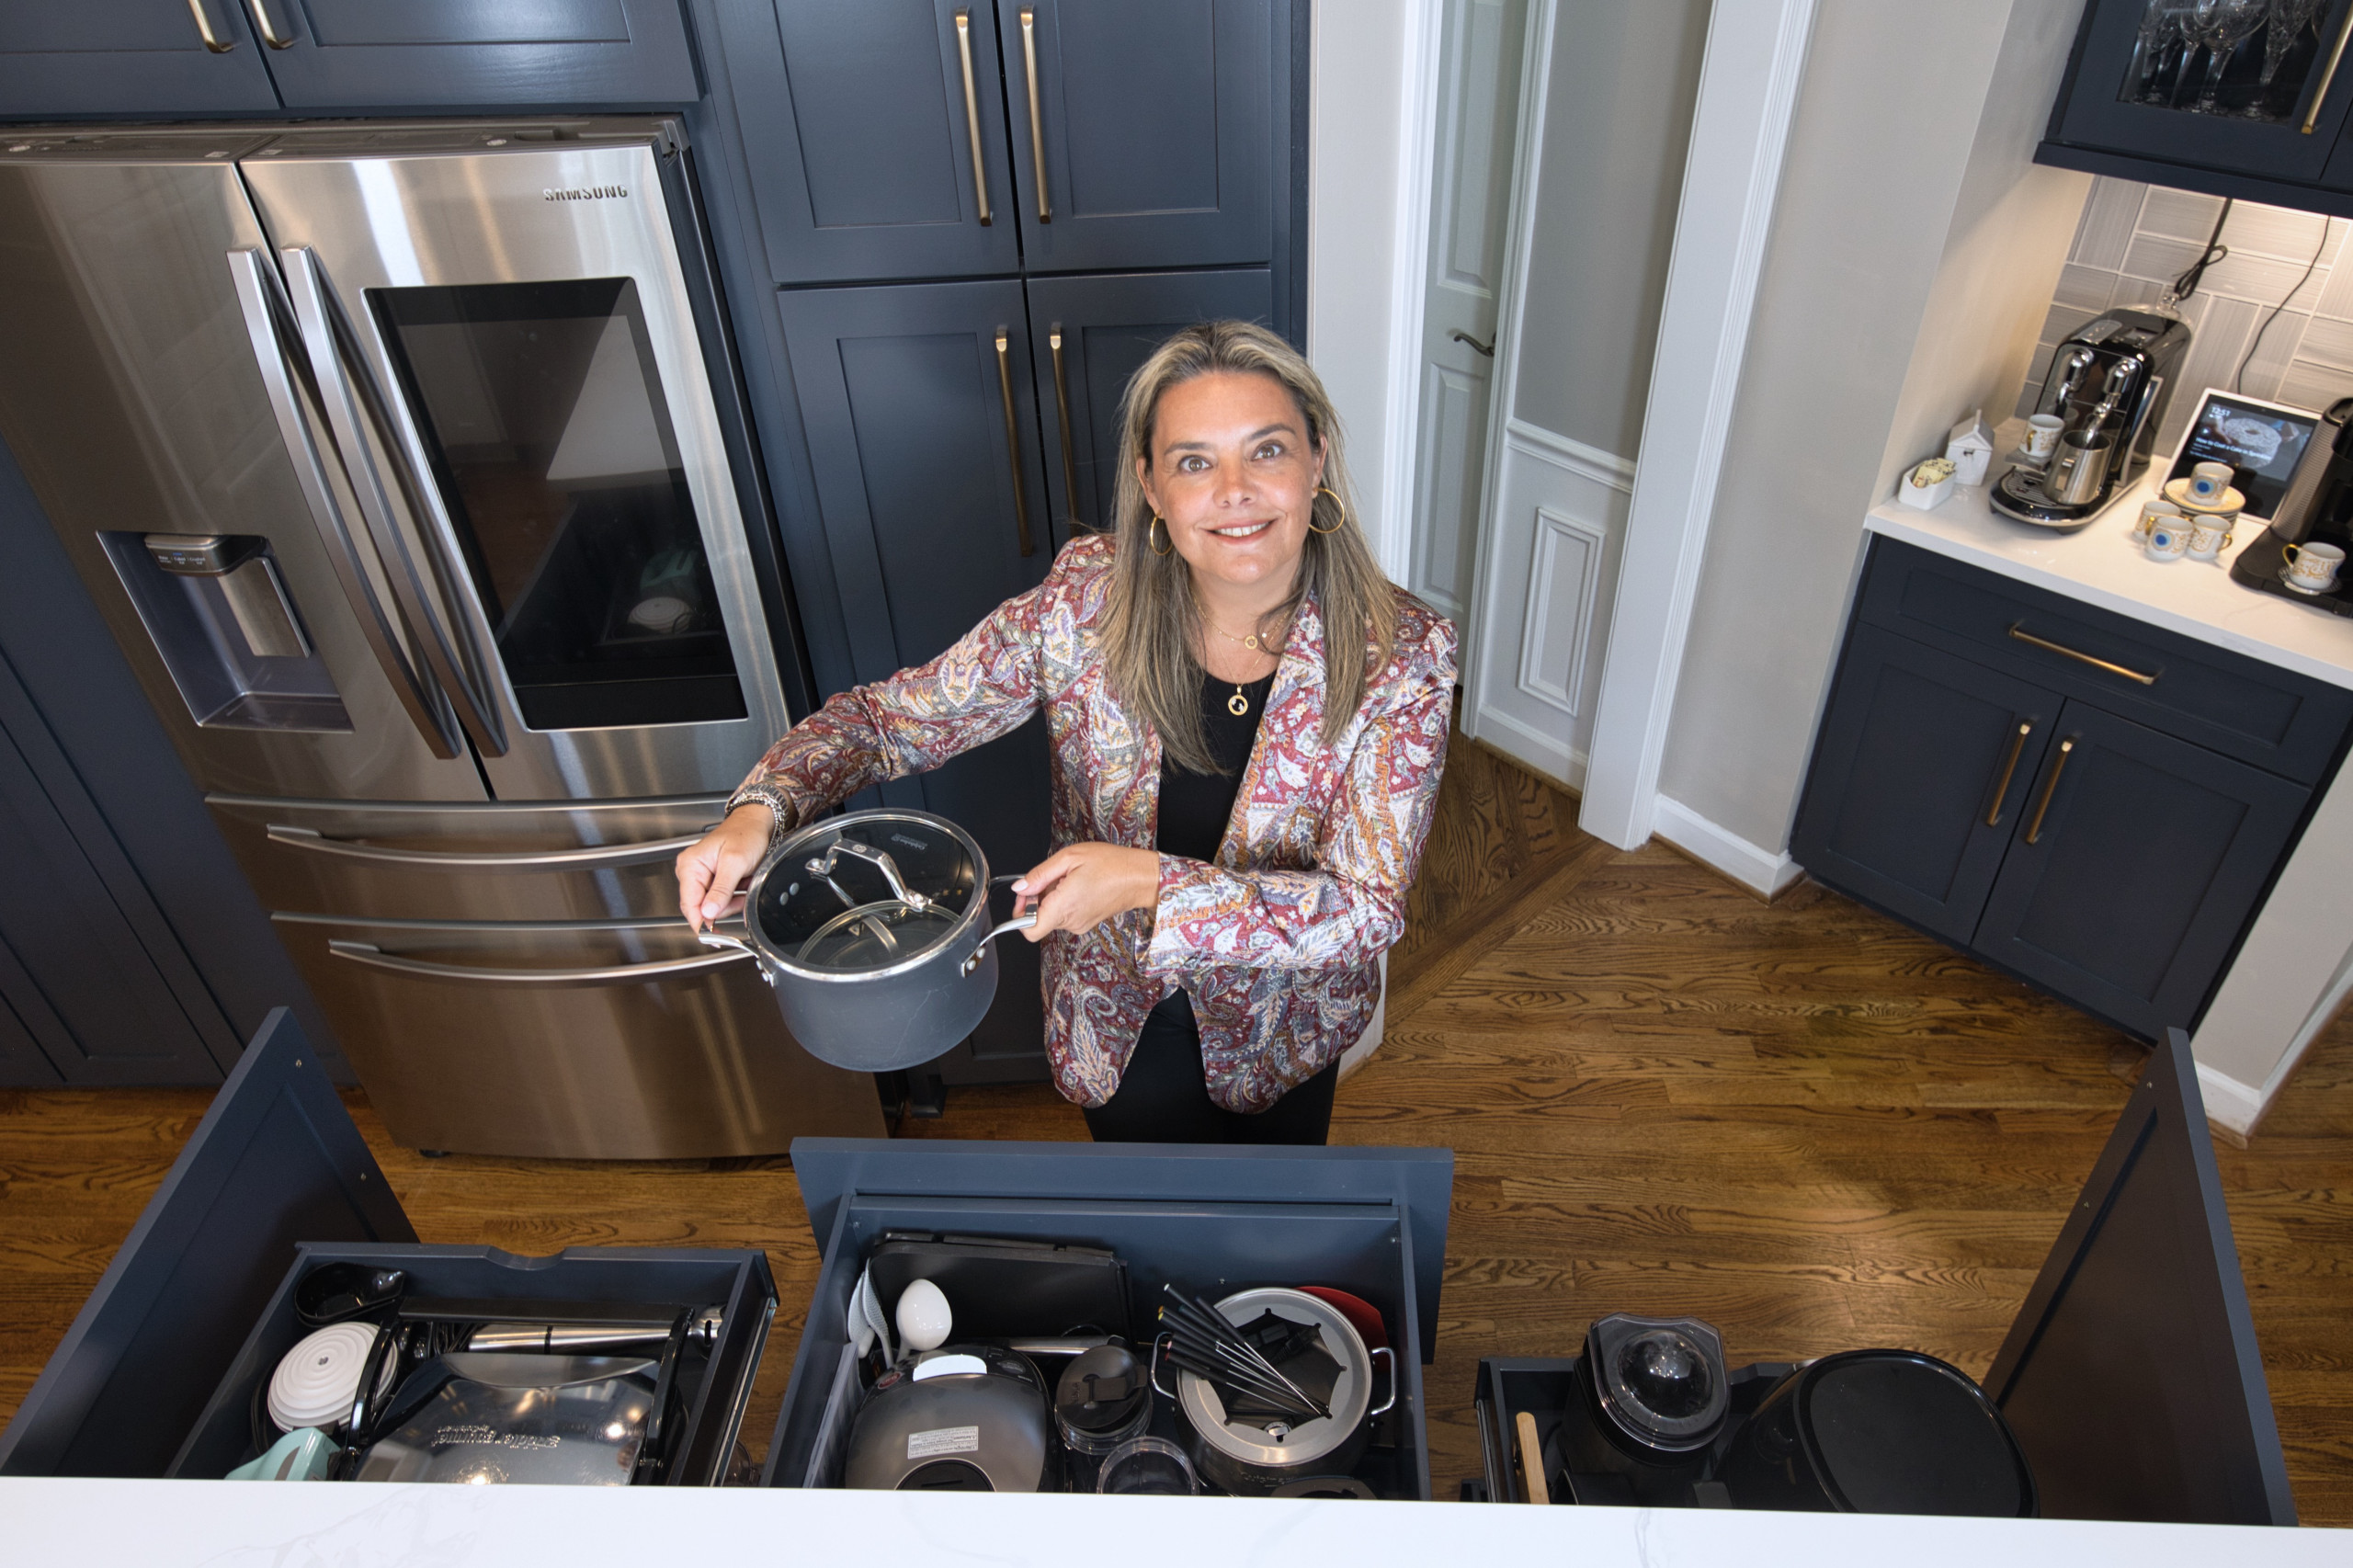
[696,809,1036,1072]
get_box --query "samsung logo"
[543,185,629,202]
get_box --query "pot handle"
[695,929,772,986]
[1368,1345,1397,1417]
[1149,1332,1179,1401]
[961,874,1041,976]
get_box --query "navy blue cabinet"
[2039,0,2353,218]
[1026,267,1273,533]
[0,0,695,118]
[1794,540,2348,1041]
[0,1,278,118]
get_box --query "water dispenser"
[102,531,351,733]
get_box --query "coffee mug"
[2285,540,2347,592]
[2188,516,2233,561]
[2145,517,2190,562]
[2024,414,2064,460]
[2188,460,2234,506]
[2133,498,2182,545]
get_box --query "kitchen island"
[1860,470,2353,1133]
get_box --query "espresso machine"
[2231,395,2353,615]
[1993,307,2192,528]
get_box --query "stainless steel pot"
[1158,1287,1395,1497]
[696,809,1035,1072]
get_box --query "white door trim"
[1374,0,1449,585]
[1455,0,1558,754]
[1575,0,1819,850]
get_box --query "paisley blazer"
[730,534,1457,1111]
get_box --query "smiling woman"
[675,321,1458,1143]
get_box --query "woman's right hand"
[676,803,778,932]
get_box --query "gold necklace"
[1203,615,1280,717]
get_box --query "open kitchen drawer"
[765,1139,1453,1499]
[0,1008,775,1483]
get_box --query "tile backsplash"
[2018,176,2353,452]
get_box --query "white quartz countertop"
[2,1478,2345,1567]
[1865,472,2353,690]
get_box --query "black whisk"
[1157,1285,1330,1422]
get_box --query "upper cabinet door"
[2050,0,2353,184]
[0,0,279,116]
[717,0,1021,284]
[1024,267,1272,536]
[235,0,696,110]
[999,0,1276,273]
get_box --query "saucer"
[2279,565,2337,596]
[2165,477,2246,516]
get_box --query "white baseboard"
[1652,794,1804,898]
[2197,1061,2266,1138]
[1469,706,1589,793]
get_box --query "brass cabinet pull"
[244,0,293,47]
[954,10,993,225]
[2007,624,2157,686]
[2025,737,2075,846]
[2306,3,2353,132]
[1049,325,1082,528]
[1020,7,1050,221]
[995,330,1036,556]
[1984,721,2033,827]
[187,0,235,51]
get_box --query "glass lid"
[753,812,982,973]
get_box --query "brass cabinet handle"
[187,0,235,51]
[1984,721,2033,827]
[2007,624,2157,686]
[1049,325,1082,528]
[2025,736,2075,846]
[1450,328,1495,357]
[2306,3,2353,133]
[995,330,1036,556]
[1020,6,1051,221]
[245,0,293,47]
[954,10,993,224]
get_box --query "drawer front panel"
[1858,538,2353,783]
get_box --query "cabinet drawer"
[1857,538,2353,784]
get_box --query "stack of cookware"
[833,1235,1403,1498]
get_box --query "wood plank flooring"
[3,740,2349,1521]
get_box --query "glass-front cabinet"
[2042,0,2353,208]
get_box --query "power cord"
[2164,199,2234,309]
[2235,212,2333,393]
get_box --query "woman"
[676,321,1455,1143]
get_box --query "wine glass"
[2188,0,2271,112]
[2131,0,2197,100]
[2250,0,2325,117]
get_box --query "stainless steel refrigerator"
[0,119,885,1156]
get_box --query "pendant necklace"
[1208,613,1283,715]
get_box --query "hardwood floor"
[3,740,2349,1521]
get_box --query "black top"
[1155,669,1275,863]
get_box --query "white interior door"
[1405,0,1528,621]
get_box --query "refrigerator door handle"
[327,938,753,986]
[225,248,465,760]
[267,823,714,868]
[278,245,510,757]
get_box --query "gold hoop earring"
[1309,485,1346,535]
[1148,515,1174,556]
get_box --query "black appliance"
[1548,1314,1731,1505]
[1993,307,2193,528]
[2231,395,2353,617]
[843,1346,1058,1492]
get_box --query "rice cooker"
[843,1346,1059,1492]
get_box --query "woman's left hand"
[1012,843,1161,940]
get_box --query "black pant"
[1083,990,1338,1145]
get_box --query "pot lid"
[1586,1312,1729,1452]
[1794,1350,2033,1517]
[1177,1288,1371,1470]
[751,811,984,976]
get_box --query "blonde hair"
[1101,321,1399,775]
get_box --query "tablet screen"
[2165,393,2319,519]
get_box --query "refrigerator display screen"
[372,278,747,732]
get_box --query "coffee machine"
[1992,307,2192,528]
[2231,395,2353,614]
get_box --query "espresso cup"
[2133,498,2182,546]
[2145,517,2190,562]
[2188,515,2233,561]
[2188,460,2234,506]
[2024,414,2064,460]
[2285,540,2347,592]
